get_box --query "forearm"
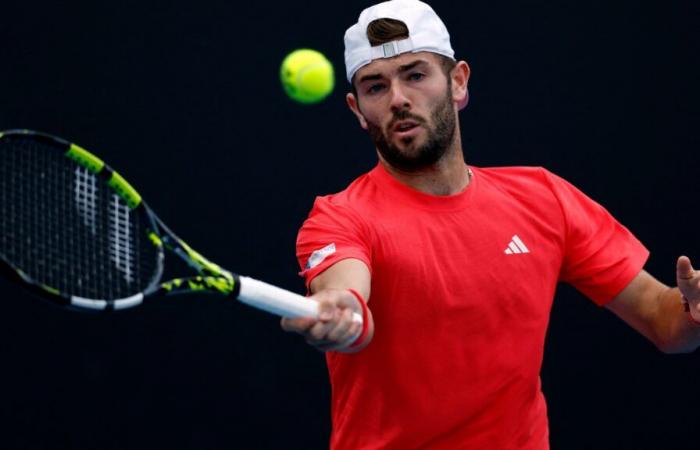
[607,270,700,354]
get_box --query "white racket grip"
[236,276,363,324]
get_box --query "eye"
[366,83,386,95]
[408,72,425,82]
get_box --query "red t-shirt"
[296,164,649,450]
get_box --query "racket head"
[0,129,165,311]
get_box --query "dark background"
[1,1,698,449]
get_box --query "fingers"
[677,256,700,304]
[677,255,695,281]
[327,308,359,342]
[280,316,316,334]
[279,292,346,334]
[312,308,361,344]
[308,309,341,341]
[317,296,338,321]
[307,307,360,348]
[279,289,363,351]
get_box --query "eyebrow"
[357,59,430,84]
[398,59,427,73]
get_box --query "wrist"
[347,288,370,349]
[681,296,700,325]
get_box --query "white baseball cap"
[344,0,455,83]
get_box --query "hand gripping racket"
[0,130,362,325]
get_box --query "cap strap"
[369,38,414,60]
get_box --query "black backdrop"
[1,1,698,449]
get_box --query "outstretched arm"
[281,258,374,353]
[606,256,700,353]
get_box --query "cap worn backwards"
[343,0,455,83]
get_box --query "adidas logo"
[504,235,530,255]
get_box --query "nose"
[389,82,411,113]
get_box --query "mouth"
[392,120,421,137]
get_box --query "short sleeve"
[296,195,372,290]
[544,170,649,305]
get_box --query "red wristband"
[347,288,370,348]
[682,296,700,325]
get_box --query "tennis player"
[281,1,700,448]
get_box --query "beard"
[366,85,456,172]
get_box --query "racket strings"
[108,194,135,284]
[74,166,98,234]
[0,136,159,300]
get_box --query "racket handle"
[236,276,363,324]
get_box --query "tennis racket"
[0,129,361,325]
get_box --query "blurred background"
[0,0,698,448]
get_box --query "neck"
[378,134,471,196]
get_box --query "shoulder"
[299,170,380,239]
[309,170,378,216]
[474,165,567,195]
[473,166,589,222]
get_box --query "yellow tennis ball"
[280,49,335,104]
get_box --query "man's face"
[349,52,457,172]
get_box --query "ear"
[346,92,368,130]
[451,61,471,110]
